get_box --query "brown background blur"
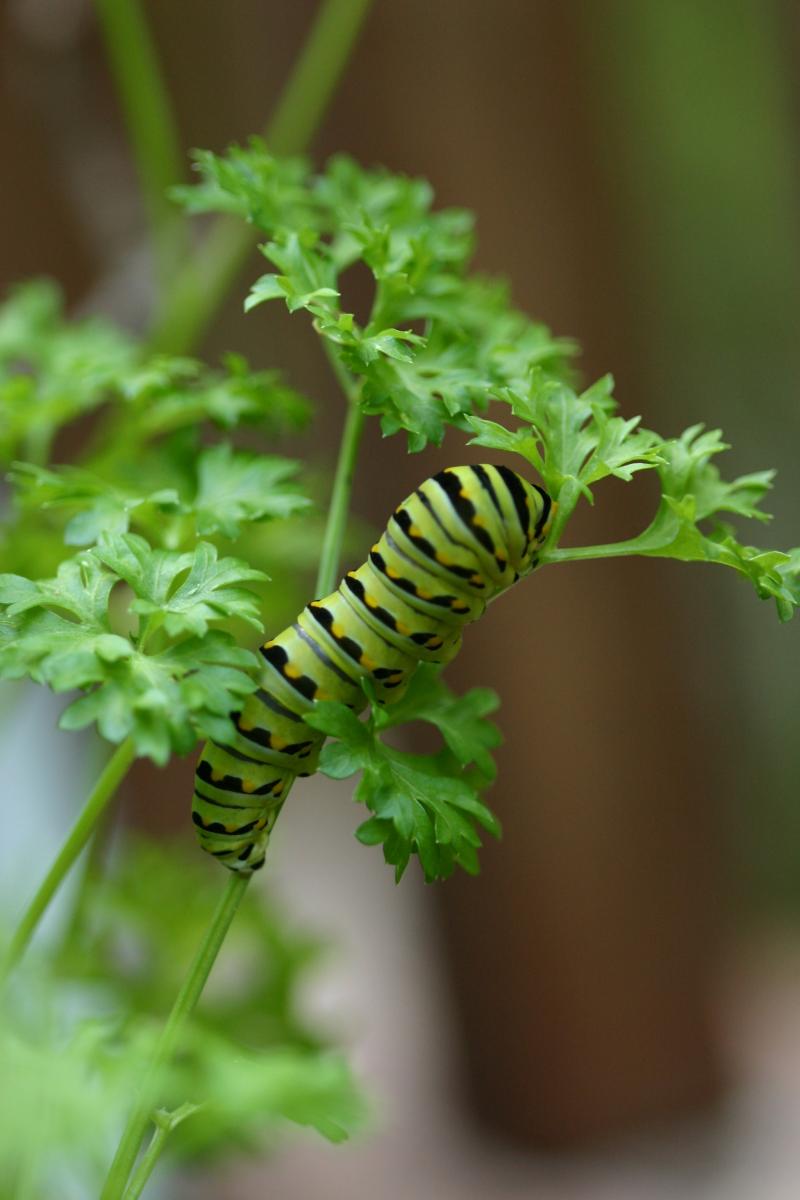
[2,0,800,1191]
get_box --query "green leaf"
[0,540,266,762]
[8,461,181,546]
[374,664,502,782]
[0,280,137,465]
[309,677,501,882]
[193,443,310,538]
[121,352,311,439]
[468,371,664,529]
[94,532,266,638]
[547,424,799,620]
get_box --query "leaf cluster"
[0,282,312,580]
[0,534,266,762]
[468,371,800,619]
[175,141,575,450]
[305,666,502,882]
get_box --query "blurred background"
[2,0,800,1196]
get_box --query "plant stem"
[100,873,249,1200]
[121,1121,169,1200]
[543,540,653,565]
[0,738,136,983]
[148,0,374,357]
[315,364,365,597]
[92,0,187,285]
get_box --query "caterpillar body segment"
[192,465,552,871]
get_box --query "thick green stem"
[314,392,365,597]
[92,0,187,284]
[148,0,374,356]
[100,873,249,1200]
[0,738,136,982]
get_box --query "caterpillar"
[192,464,552,872]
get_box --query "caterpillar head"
[503,469,553,577]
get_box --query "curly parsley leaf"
[0,540,266,762]
[8,462,181,546]
[118,352,311,440]
[0,280,137,465]
[373,664,501,783]
[467,371,664,531]
[537,423,799,620]
[175,144,573,451]
[193,443,311,538]
[92,532,266,638]
[9,442,310,550]
[304,676,501,883]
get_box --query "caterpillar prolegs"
[192,465,552,871]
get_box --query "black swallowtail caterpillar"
[192,464,552,871]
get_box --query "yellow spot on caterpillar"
[331,622,345,638]
[470,574,483,585]
[271,735,287,750]
[310,600,322,607]
[361,654,376,670]
[238,717,254,731]
[371,544,380,554]
[365,593,378,608]
[315,689,330,701]
[451,600,469,612]
[436,552,451,566]
[262,640,275,649]
[346,571,356,578]
[472,514,486,527]
[396,621,411,636]
[211,769,223,783]
[459,487,469,498]
[409,524,422,538]
[496,549,507,562]
[386,567,400,580]
[284,664,301,679]
[416,587,432,600]
[428,637,443,649]
[241,779,256,794]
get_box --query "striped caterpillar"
[192,465,552,871]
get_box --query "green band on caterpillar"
[192,465,552,871]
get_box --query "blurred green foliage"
[1,839,365,1196]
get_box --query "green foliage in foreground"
[0,842,365,1196]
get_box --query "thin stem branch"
[100,873,249,1200]
[543,540,649,565]
[147,0,374,356]
[121,1121,169,1200]
[92,0,187,284]
[0,738,136,983]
